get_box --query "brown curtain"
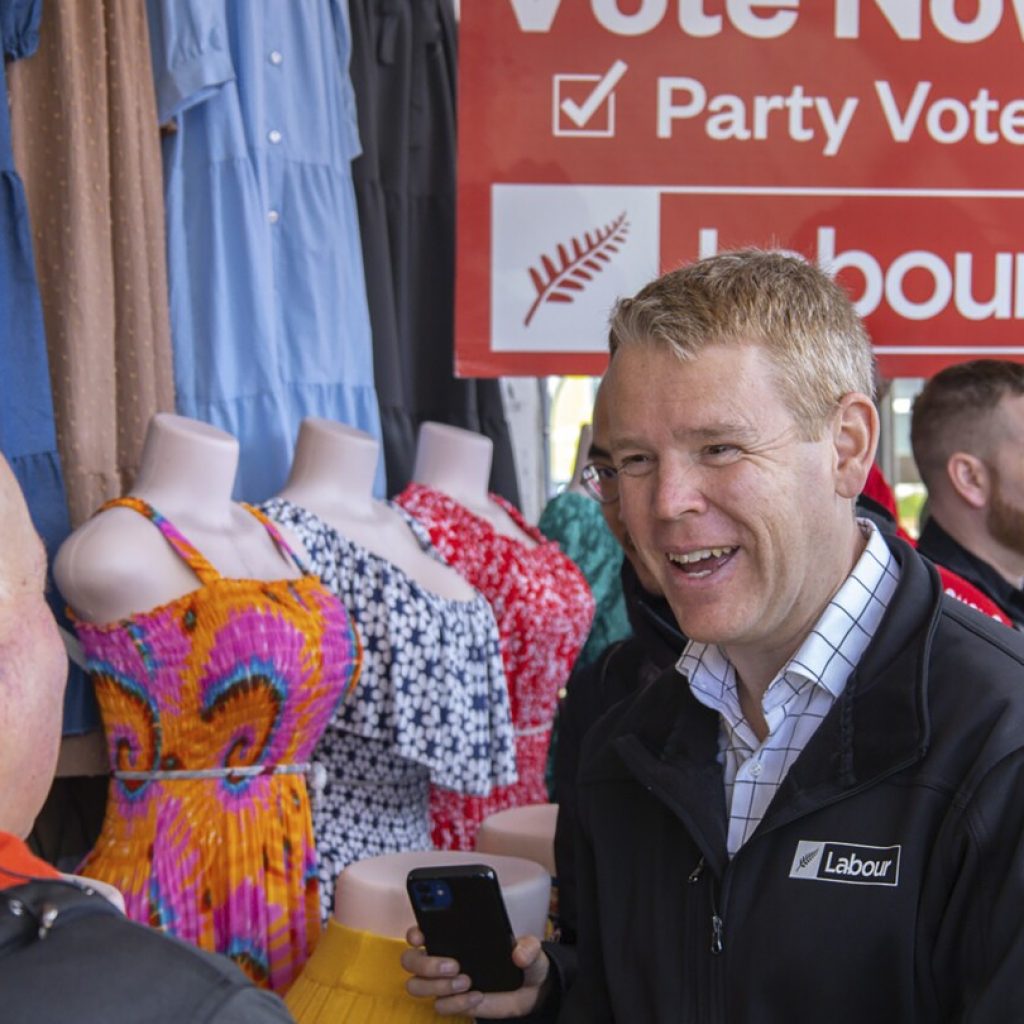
[8,0,174,526]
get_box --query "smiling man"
[561,250,1024,1021]
[404,250,1024,1022]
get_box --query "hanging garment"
[396,484,594,850]
[9,0,177,737]
[73,498,361,993]
[284,919,471,1024]
[0,0,82,732]
[538,491,630,670]
[347,0,519,502]
[146,0,382,501]
[9,0,175,529]
[262,499,516,918]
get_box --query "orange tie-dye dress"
[73,498,361,993]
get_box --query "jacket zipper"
[687,855,728,1023]
[686,857,708,1022]
[710,852,741,1022]
[687,856,724,956]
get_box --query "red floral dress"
[397,484,595,849]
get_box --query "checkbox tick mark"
[559,59,629,128]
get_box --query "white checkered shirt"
[678,520,900,857]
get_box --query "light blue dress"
[146,0,383,500]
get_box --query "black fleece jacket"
[552,561,686,943]
[917,516,1024,629]
[546,535,1024,1022]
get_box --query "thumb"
[512,934,549,988]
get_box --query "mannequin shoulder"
[54,508,201,623]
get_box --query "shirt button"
[267,209,280,224]
[269,50,283,65]
[750,762,763,778]
[267,129,282,145]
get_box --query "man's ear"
[946,452,989,509]
[833,392,879,499]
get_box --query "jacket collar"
[621,559,687,670]
[917,517,1024,628]
[599,535,942,876]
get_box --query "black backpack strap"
[0,879,121,958]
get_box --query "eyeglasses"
[581,462,619,504]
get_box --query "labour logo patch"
[789,840,901,887]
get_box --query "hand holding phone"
[406,863,525,993]
[402,927,551,1019]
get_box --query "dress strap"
[98,497,221,585]
[242,503,310,574]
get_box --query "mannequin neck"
[412,422,493,511]
[130,414,239,524]
[278,418,378,521]
[276,421,476,601]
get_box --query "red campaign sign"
[455,1,1024,379]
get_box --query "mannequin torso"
[54,414,301,624]
[411,422,536,548]
[276,419,474,601]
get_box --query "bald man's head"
[0,457,66,837]
[0,458,46,600]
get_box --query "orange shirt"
[0,831,60,889]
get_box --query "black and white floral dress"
[261,498,517,919]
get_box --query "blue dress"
[147,0,383,500]
[262,498,517,920]
[0,0,88,731]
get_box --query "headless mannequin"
[333,850,550,941]
[276,419,474,601]
[476,803,558,877]
[565,423,593,497]
[411,423,536,548]
[54,414,301,624]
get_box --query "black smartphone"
[406,863,525,993]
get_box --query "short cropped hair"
[911,359,1024,490]
[607,249,875,438]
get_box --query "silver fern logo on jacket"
[789,840,901,886]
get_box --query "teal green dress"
[538,490,631,669]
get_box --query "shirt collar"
[678,519,900,704]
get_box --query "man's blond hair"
[608,249,875,438]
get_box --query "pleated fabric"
[74,498,362,993]
[285,920,471,1024]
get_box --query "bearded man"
[911,358,1024,628]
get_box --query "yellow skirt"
[285,920,472,1024]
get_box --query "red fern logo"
[523,212,630,327]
